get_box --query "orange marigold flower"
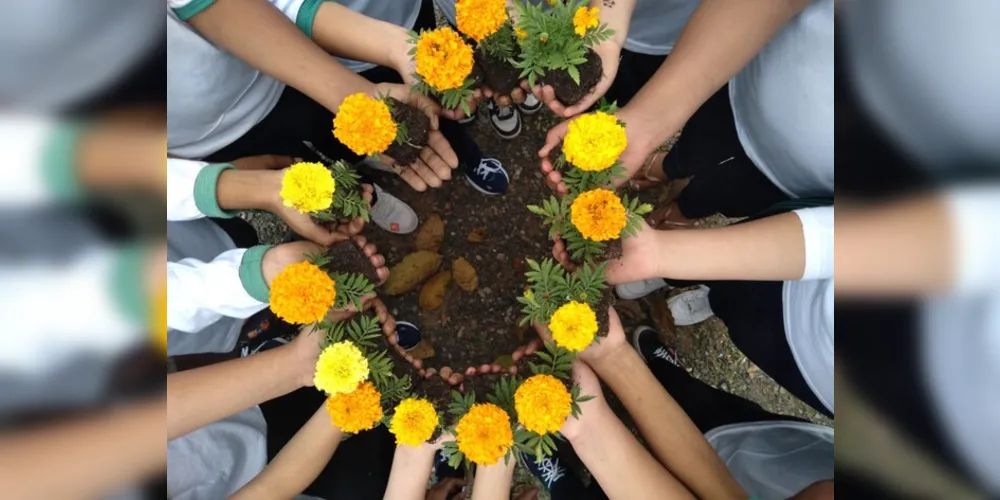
[414,27,475,91]
[269,261,336,324]
[455,403,513,465]
[573,6,600,37]
[569,188,628,241]
[514,374,573,434]
[333,93,397,156]
[326,381,383,434]
[456,0,508,42]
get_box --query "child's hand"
[523,38,622,118]
[264,169,371,245]
[531,307,628,367]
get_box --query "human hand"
[538,105,662,195]
[531,306,627,369]
[602,219,664,285]
[287,323,325,387]
[261,241,324,285]
[524,39,622,118]
[426,477,465,500]
[483,84,527,108]
[558,361,607,441]
[394,52,481,122]
[373,83,461,192]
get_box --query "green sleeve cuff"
[111,244,149,327]
[296,0,325,38]
[240,245,274,303]
[172,0,216,20]
[194,163,239,218]
[42,122,86,201]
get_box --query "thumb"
[539,120,570,158]
[266,154,297,169]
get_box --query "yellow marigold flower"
[563,111,627,172]
[456,0,508,43]
[549,301,597,352]
[326,381,383,433]
[314,341,370,395]
[455,403,513,465]
[333,93,397,156]
[515,28,528,40]
[280,162,335,213]
[415,27,475,91]
[570,188,628,242]
[269,261,337,324]
[389,398,439,446]
[515,374,572,434]
[573,6,600,37]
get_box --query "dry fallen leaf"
[452,257,478,292]
[383,251,442,295]
[415,214,445,251]
[419,270,452,310]
[408,340,436,360]
[467,227,486,243]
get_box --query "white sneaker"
[667,285,714,326]
[370,184,418,234]
[487,100,522,140]
[615,278,669,300]
[517,93,542,115]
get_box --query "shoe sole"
[615,279,668,300]
[489,115,522,140]
[465,174,507,196]
[631,326,657,363]
[517,104,542,116]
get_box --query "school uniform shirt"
[332,0,422,72]
[167,0,327,159]
[730,0,834,199]
[706,421,834,499]
[785,206,834,414]
[434,0,700,56]
[167,158,272,356]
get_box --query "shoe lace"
[475,160,502,178]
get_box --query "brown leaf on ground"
[467,227,486,243]
[415,213,445,251]
[408,340,436,360]
[419,270,452,310]
[383,251,442,295]
[647,298,678,345]
[452,257,478,292]
[615,299,645,322]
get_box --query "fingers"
[496,94,511,108]
[545,169,567,195]
[410,93,441,130]
[419,144,453,182]
[541,85,567,116]
[511,88,526,105]
[399,167,428,192]
[426,130,459,169]
[408,160,444,189]
[539,120,570,158]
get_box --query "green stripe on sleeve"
[296,0,325,38]
[41,122,86,201]
[172,0,217,20]
[240,245,274,303]
[193,163,239,218]
[111,244,149,327]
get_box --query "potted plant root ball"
[333,92,430,168]
[513,0,613,106]
[455,0,522,96]
[408,27,477,116]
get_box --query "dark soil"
[385,98,430,166]
[414,375,455,415]
[599,239,622,262]
[363,115,555,374]
[544,50,602,106]
[326,240,380,283]
[477,48,521,96]
[594,288,617,337]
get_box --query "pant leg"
[661,85,790,218]
[704,280,833,418]
[603,50,667,108]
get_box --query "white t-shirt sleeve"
[167,249,267,333]
[0,116,71,207]
[794,206,834,280]
[945,186,1000,294]
[167,158,208,221]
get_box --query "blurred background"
[0,0,998,498]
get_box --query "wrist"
[617,105,674,157]
[386,25,413,80]
[215,168,283,213]
[565,401,613,447]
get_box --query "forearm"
[312,3,411,75]
[591,0,636,47]
[186,0,373,113]
[622,0,809,148]
[655,211,807,281]
[383,445,438,500]
[216,169,281,212]
[232,404,343,499]
[0,398,166,499]
[168,344,303,439]
[470,457,515,500]
[590,349,745,499]
[568,403,694,499]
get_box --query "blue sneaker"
[465,158,509,195]
[395,321,422,351]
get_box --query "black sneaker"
[516,93,543,116]
[487,100,522,140]
[395,321,422,351]
[631,325,683,368]
[465,157,509,195]
[523,450,587,497]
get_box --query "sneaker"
[465,157,509,195]
[523,450,587,497]
[667,285,714,326]
[241,336,290,358]
[615,278,669,300]
[517,93,542,116]
[457,102,478,124]
[631,325,682,368]
[395,321,421,351]
[370,184,418,234]
[487,100,522,140]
